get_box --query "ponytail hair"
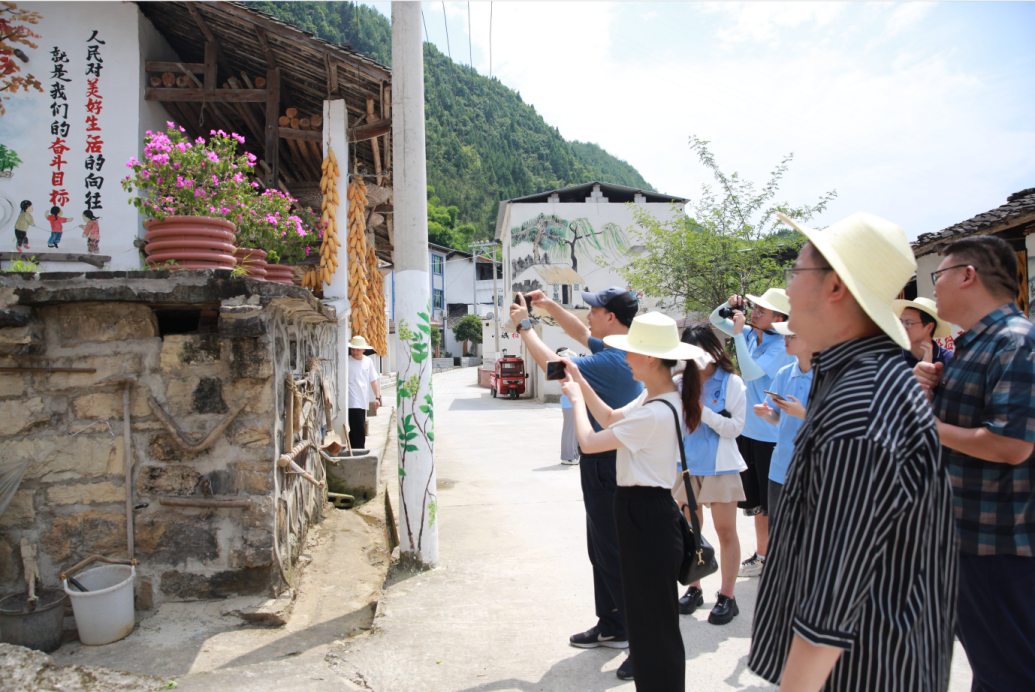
[661,358,702,434]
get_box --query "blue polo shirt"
[766,360,813,485]
[571,337,643,432]
[739,329,792,443]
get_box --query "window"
[433,288,444,309]
[431,255,444,275]
[553,284,560,300]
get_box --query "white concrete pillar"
[391,1,438,567]
[323,98,351,418]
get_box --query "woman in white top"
[674,324,748,626]
[561,312,704,692]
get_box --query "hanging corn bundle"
[347,177,370,337]
[365,246,388,355]
[302,150,341,290]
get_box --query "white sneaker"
[560,458,579,465]
[738,553,765,577]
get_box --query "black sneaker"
[616,656,634,680]
[708,593,739,625]
[569,625,629,649]
[679,585,704,614]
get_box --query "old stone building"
[0,270,336,607]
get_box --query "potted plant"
[233,187,315,281]
[122,124,258,270]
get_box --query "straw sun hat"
[348,335,370,349]
[772,322,795,336]
[777,211,916,350]
[893,296,952,339]
[745,288,790,316]
[603,312,705,361]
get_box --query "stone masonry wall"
[0,272,337,607]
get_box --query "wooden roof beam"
[145,87,267,103]
[186,3,233,78]
[254,25,277,69]
[349,118,391,143]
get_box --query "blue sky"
[366,2,1035,240]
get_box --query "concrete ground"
[336,367,974,692]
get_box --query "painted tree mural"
[510,213,630,271]
[0,143,21,171]
[0,3,43,116]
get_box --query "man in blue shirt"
[710,289,792,576]
[510,286,642,682]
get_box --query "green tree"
[613,136,836,315]
[0,144,22,172]
[452,314,483,353]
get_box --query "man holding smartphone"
[509,287,642,681]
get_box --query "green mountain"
[247,2,654,246]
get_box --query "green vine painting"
[396,300,437,553]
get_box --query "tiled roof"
[912,188,1035,257]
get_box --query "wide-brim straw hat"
[893,297,952,339]
[745,288,790,316]
[348,335,370,349]
[772,322,795,336]
[777,211,915,350]
[603,312,705,361]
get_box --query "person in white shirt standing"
[346,336,381,450]
[560,312,705,691]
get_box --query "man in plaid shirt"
[915,234,1035,692]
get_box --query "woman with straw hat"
[560,311,704,691]
[892,296,954,369]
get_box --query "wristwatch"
[517,319,532,331]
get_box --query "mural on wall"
[509,214,630,302]
[0,2,140,266]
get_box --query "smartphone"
[546,361,567,381]
[763,390,786,403]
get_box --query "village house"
[0,0,393,612]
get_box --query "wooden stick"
[367,96,381,185]
[285,458,324,488]
[159,496,252,508]
[284,376,295,445]
[0,366,97,373]
[61,555,136,581]
[278,439,314,468]
[20,539,38,606]
[147,393,246,453]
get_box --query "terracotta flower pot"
[233,247,268,280]
[264,264,295,285]
[143,216,237,270]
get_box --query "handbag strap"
[646,398,704,538]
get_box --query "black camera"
[513,293,533,305]
[717,306,738,320]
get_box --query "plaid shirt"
[933,302,1035,556]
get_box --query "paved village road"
[341,367,973,691]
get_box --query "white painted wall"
[0,2,159,270]
[501,197,686,400]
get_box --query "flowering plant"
[235,187,320,265]
[121,123,258,221]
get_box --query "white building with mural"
[493,181,689,401]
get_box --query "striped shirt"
[749,335,958,692]
[932,302,1035,556]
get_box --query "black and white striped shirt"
[748,335,958,692]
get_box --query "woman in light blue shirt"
[675,325,748,625]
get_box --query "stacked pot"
[232,247,268,280]
[143,216,237,270]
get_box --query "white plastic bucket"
[63,564,135,645]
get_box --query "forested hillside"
[247,1,654,247]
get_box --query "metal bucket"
[0,588,68,653]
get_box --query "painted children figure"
[46,206,71,248]
[14,200,32,252]
[79,210,100,254]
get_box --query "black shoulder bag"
[648,399,719,586]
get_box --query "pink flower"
[126,157,139,168]
[166,121,175,129]
[212,175,219,185]
[206,151,220,163]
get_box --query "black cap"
[582,286,639,327]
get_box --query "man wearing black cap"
[510,286,643,681]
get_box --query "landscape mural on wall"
[0,2,141,266]
[509,213,630,305]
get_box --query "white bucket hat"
[777,211,916,350]
[745,288,790,316]
[348,335,370,349]
[603,312,705,361]
[893,297,952,339]
[772,322,795,336]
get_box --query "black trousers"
[579,450,625,636]
[347,407,366,450]
[737,436,775,515]
[614,485,685,692]
[957,553,1035,692]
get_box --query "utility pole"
[471,241,501,355]
[391,2,438,568]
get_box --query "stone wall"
[0,270,337,606]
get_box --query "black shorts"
[736,436,775,516]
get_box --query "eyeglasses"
[931,264,972,285]
[784,266,834,283]
[783,335,796,342]
[899,319,920,329]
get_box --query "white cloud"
[886,2,937,36]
